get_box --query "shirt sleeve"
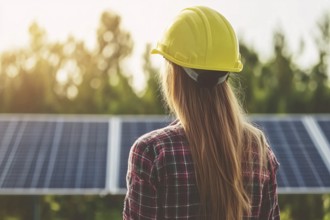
[260,147,280,220]
[123,139,160,220]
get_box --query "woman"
[123,6,280,220]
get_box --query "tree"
[236,41,265,113]
[140,44,165,114]
[309,13,330,112]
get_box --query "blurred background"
[0,0,330,219]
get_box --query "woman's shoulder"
[266,145,280,172]
[130,120,187,157]
[136,120,185,145]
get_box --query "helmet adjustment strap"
[183,67,229,88]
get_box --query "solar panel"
[0,115,109,195]
[253,117,330,193]
[115,116,330,194]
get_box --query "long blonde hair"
[161,61,267,220]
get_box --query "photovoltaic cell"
[47,122,108,189]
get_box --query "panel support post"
[33,196,40,220]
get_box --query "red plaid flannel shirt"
[123,121,280,219]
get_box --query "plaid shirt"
[123,121,280,219]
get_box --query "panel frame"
[109,117,123,195]
[303,116,330,174]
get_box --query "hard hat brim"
[151,48,243,73]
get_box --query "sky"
[0,0,330,90]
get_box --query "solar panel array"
[0,114,329,195]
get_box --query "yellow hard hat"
[151,6,243,72]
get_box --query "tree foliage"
[0,11,144,114]
[238,26,330,114]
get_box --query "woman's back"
[123,121,279,219]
